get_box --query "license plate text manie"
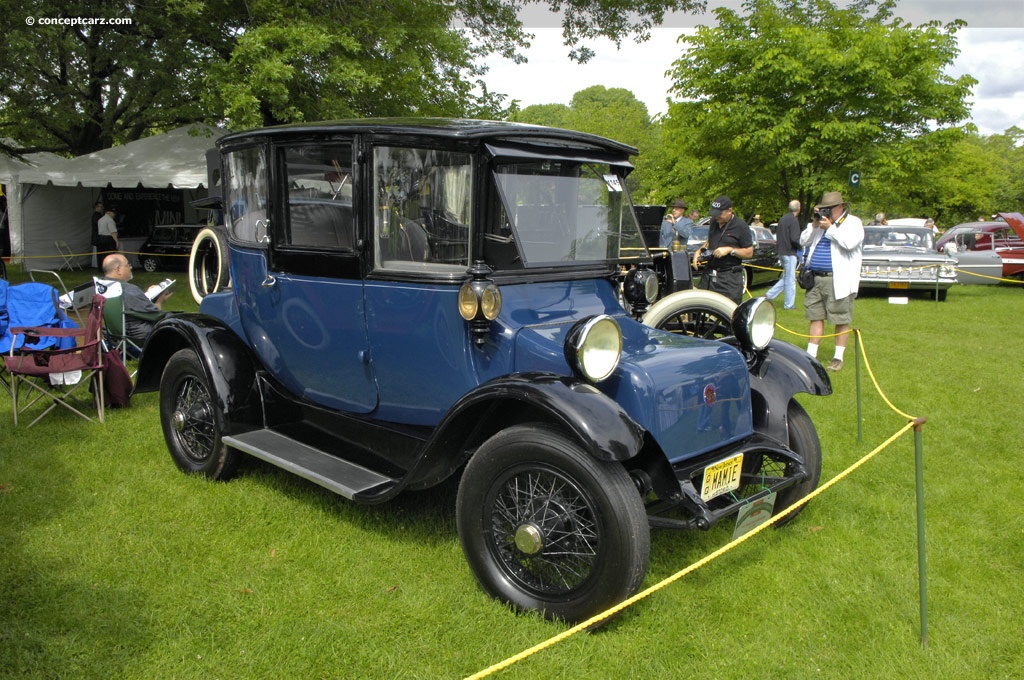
[701,453,744,502]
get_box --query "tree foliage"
[659,0,976,222]
[0,0,706,156]
[512,86,657,195]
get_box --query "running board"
[223,429,396,500]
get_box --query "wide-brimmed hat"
[815,191,846,210]
[671,199,688,209]
[709,195,733,217]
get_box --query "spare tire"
[188,227,231,304]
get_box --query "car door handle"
[261,275,277,288]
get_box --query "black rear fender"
[135,314,263,433]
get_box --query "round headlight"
[458,282,479,321]
[732,297,776,351]
[622,268,659,306]
[565,315,622,383]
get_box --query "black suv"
[135,119,831,623]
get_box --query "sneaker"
[827,359,843,372]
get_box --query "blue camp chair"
[0,281,77,396]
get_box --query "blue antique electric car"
[134,119,831,623]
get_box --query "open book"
[145,278,176,301]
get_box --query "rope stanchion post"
[855,329,863,443]
[913,417,929,648]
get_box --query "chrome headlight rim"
[732,297,776,351]
[565,314,623,383]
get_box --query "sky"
[480,2,1024,136]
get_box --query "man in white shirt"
[798,191,864,372]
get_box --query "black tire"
[0,257,6,280]
[159,348,238,479]
[643,289,737,340]
[141,256,159,272]
[737,400,822,525]
[188,226,231,304]
[456,424,650,624]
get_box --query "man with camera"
[659,199,694,248]
[692,195,754,304]
[799,191,865,372]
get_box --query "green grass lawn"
[1,265,1022,679]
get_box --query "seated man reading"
[100,253,173,344]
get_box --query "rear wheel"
[457,424,650,624]
[159,349,238,479]
[188,227,231,304]
[141,256,159,272]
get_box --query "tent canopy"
[18,124,227,189]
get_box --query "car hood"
[998,212,1024,240]
[862,246,954,263]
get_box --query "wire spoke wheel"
[457,424,649,623]
[488,465,600,595]
[642,289,737,340]
[159,349,237,479]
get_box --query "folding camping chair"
[94,278,164,372]
[55,240,84,271]
[1,281,77,393]
[4,295,106,427]
[29,269,87,326]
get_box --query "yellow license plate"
[701,453,744,502]
[888,281,910,289]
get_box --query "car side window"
[373,146,471,273]
[224,145,268,245]
[282,144,355,250]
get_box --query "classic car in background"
[137,224,203,272]
[859,225,957,300]
[935,214,1024,282]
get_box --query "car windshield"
[492,161,647,266]
[864,226,935,250]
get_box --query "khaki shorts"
[804,274,855,325]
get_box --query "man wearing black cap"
[692,195,754,303]
[659,199,694,248]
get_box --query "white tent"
[2,124,228,270]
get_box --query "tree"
[661,0,976,221]
[0,0,232,155]
[0,0,706,156]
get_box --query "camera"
[815,207,832,221]
[697,248,713,265]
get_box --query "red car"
[936,213,1024,281]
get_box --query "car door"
[224,139,379,413]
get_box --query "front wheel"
[737,400,822,525]
[159,348,238,480]
[457,424,650,624]
[141,256,159,272]
[643,289,737,340]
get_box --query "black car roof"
[218,118,638,157]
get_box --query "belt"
[810,270,832,276]
[709,265,743,273]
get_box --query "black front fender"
[722,337,832,443]
[134,314,263,434]
[404,373,646,490]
